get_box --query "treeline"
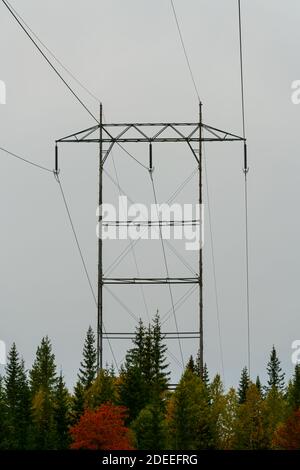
[1,314,300,450]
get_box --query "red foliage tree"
[70,403,134,450]
[273,410,300,450]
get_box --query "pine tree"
[30,336,57,395]
[256,376,262,395]
[133,401,167,450]
[85,368,118,409]
[151,313,169,394]
[29,337,58,449]
[238,367,250,404]
[71,380,85,425]
[0,376,8,449]
[234,384,268,449]
[53,373,71,449]
[119,316,169,422]
[4,344,31,449]
[202,363,210,388]
[266,346,285,392]
[288,364,300,411]
[78,326,97,390]
[166,369,214,450]
[186,356,195,373]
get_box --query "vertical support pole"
[149,142,153,171]
[199,102,203,378]
[97,103,103,372]
[55,143,58,174]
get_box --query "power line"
[0,146,53,173]
[1,0,98,123]
[238,0,251,376]
[170,0,200,102]
[5,0,101,105]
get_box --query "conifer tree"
[5,344,30,449]
[78,326,97,390]
[30,337,58,449]
[133,401,166,450]
[71,380,85,425]
[186,356,195,373]
[85,368,118,409]
[53,373,71,449]
[30,336,57,395]
[234,384,268,449]
[256,376,262,395]
[238,367,250,404]
[151,313,169,394]
[266,346,285,392]
[120,316,169,421]
[0,376,8,449]
[166,369,214,450]
[288,364,300,411]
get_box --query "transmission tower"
[55,103,245,374]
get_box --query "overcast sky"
[1,0,300,389]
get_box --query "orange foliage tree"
[273,410,300,450]
[70,403,134,450]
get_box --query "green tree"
[288,364,300,411]
[186,356,195,373]
[234,383,268,449]
[217,388,238,449]
[132,401,167,450]
[263,386,286,448]
[4,343,31,449]
[238,367,250,404]
[0,376,8,449]
[85,368,118,409]
[119,316,169,421]
[29,337,58,449]
[53,372,71,449]
[266,346,285,392]
[78,326,97,390]
[71,380,85,425]
[256,376,262,396]
[166,370,214,450]
[30,336,57,395]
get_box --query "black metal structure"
[55,104,245,373]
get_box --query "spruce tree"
[0,376,8,449]
[29,337,58,449]
[256,376,262,395]
[167,369,214,450]
[71,380,85,425]
[238,367,250,404]
[186,356,195,373]
[202,363,210,388]
[266,346,285,392]
[151,313,169,394]
[30,336,57,395]
[53,373,70,449]
[5,344,31,449]
[85,368,118,409]
[78,326,97,390]
[119,316,169,422]
[289,364,300,410]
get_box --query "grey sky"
[0,0,299,389]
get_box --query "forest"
[0,314,300,450]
